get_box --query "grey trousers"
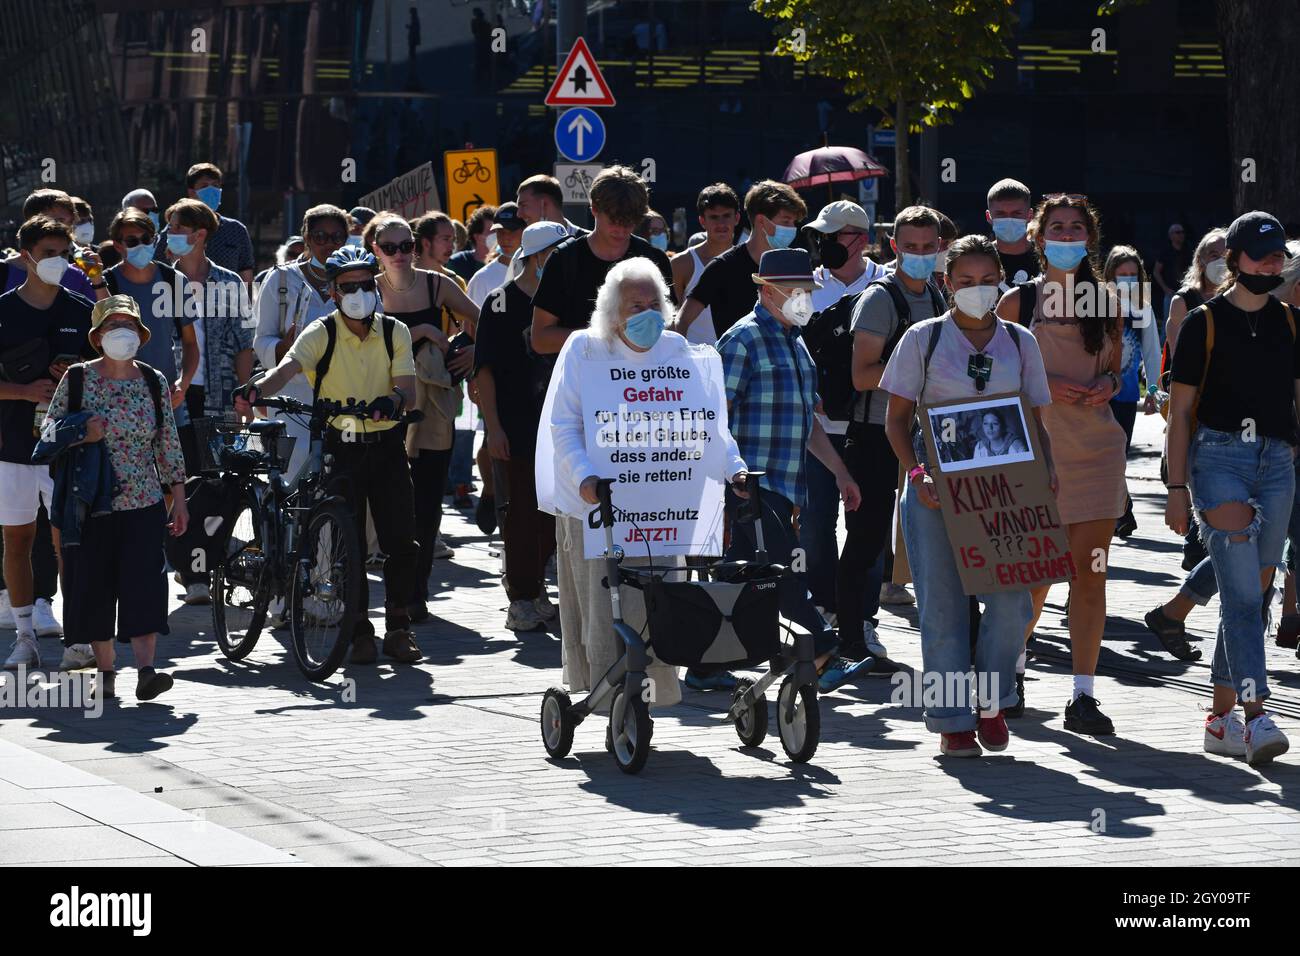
[555,514,682,710]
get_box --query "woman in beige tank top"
[995,195,1126,737]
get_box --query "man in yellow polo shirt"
[234,246,421,665]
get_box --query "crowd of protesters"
[1,160,1296,769]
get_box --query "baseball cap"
[507,222,570,282]
[90,293,151,348]
[1226,211,1294,260]
[491,202,525,232]
[806,200,872,234]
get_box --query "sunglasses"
[336,279,377,294]
[309,230,347,245]
[1043,193,1089,204]
[377,240,416,256]
[119,235,152,248]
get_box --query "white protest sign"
[579,348,729,559]
[358,162,441,219]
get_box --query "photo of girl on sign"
[927,397,1034,472]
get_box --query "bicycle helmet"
[324,245,379,280]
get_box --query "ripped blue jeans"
[1189,426,1295,704]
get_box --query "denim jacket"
[31,411,117,547]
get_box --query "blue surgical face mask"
[649,233,669,251]
[310,255,326,269]
[899,250,938,281]
[196,185,222,211]
[346,234,363,248]
[1044,239,1088,271]
[147,211,160,231]
[1114,275,1139,286]
[766,222,797,249]
[125,244,155,269]
[167,232,195,256]
[990,217,1028,243]
[623,308,665,349]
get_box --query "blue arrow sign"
[555,107,606,163]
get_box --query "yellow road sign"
[443,149,500,224]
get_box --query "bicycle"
[203,397,419,682]
[452,157,491,184]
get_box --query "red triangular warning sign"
[544,37,616,107]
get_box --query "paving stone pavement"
[3,414,1300,866]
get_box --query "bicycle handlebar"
[255,395,422,425]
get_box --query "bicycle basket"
[638,572,782,668]
[193,417,296,475]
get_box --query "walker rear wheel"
[541,687,575,758]
[609,685,651,774]
[777,676,820,763]
[732,677,768,748]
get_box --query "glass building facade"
[0,0,1229,265]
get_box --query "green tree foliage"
[752,0,1018,207]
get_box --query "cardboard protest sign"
[358,162,440,219]
[579,347,729,559]
[918,391,1074,594]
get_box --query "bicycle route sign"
[442,148,500,224]
[554,108,605,164]
[555,163,603,204]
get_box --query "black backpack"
[312,313,396,402]
[164,474,246,578]
[802,290,863,422]
[870,274,948,363]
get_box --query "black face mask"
[819,233,848,269]
[1237,271,1284,295]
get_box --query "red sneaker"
[977,711,1010,752]
[940,731,982,757]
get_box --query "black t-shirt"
[446,249,483,283]
[1157,244,1192,293]
[531,234,674,330]
[999,249,1039,287]
[1171,294,1300,443]
[0,287,95,464]
[474,281,545,451]
[686,241,762,338]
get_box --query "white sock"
[13,605,34,640]
[1016,650,1027,674]
[1072,674,1094,701]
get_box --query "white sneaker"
[1204,710,1247,758]
[59,643,96,671]
[0,591,14,629]
[33,598,62,637]
[183,583,211,606]
[879,582,914,606]
[4,635,40,670]
[533,593,559,622]
[1244,713,1290,766]
[505,599,545,632]
[433,536,455,560]
[863,620,888,659]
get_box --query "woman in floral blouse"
[45,294,188,701]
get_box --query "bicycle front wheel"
[212,485,271,660]
[289,501,363,682]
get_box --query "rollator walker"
[539,472,822,774]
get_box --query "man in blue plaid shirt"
[710,248,871,693]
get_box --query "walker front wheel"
[732,677,768,748]
[777,676,820,763]
[541,687,575,759]
[609,685,651,774]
